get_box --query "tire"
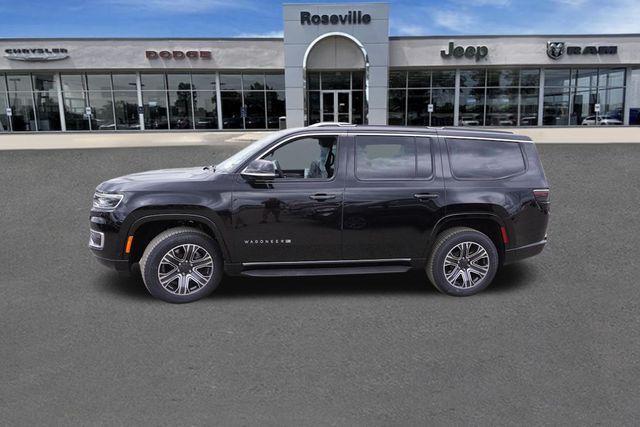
[426,227,499,296]
[139,227,223,303]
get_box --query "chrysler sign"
[4,48,69,61]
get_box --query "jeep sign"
[441,42,488,61]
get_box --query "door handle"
[309,193,337,201]
[414,193,439,200]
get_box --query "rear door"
[341,132,446,260]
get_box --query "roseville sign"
[146,50,211,60]
[300,10,371,25]
[4,48,69,61]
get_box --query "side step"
[240,265,412,278]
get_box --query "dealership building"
[0,2,639,134]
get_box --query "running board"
[240,265,412,278]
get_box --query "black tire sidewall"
[142,232,223,303]
[431,231,498,296]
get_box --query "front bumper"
[503,238,547,265]
[92,254,131,274]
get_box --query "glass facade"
[1,71,284,131]
[306,71,365,125]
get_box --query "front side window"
[355,135,421,180]
[262,135,338,180]
[447,138,525,179]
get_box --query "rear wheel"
[140,227,223,303]
[427,227,498,296]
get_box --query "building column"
[136,72,144,131]
[453,69,460,126]
[55,73,66,131]
[537,69,545,126]
[215,72,223,130]
[623,66,632,125]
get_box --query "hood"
[97,166,213,192]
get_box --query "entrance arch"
[302,32,370,125]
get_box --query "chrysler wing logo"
[4,48,69,62]
[546,41,565,60]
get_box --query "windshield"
[215,130,289,173]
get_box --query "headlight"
[92,192,123,210]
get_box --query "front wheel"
[140,227,223,303]
[426,227,499,296]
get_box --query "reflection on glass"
[598,69,625,88]
[6,75,32,92]
[356,135,416,180]
[266,91,285,129]
[408,71,430,88]
[0,95,11,131]
[487,69,518,87]
[448,138,525,179]
[322,71,350,90]
[112,74,137,91]
[193,91,217,129]
[543,88,570,125]
[388,71,406,88]
[168,89,193,129]
[34,90,61,131]
[459,88,485,126]
[86,74,112,91]
[307,73,320,90]
[544,69,571,87]
[61,74,85,91]
[63,91,90,130]
[432,70,455,87]
[265,74,285,91]
[431,88,455,126]
[221,91,243,129]
[352,72,364,90]
[0,73,6,92]
[242,74,264,91]
[88,91,115,130]
[486,88,518,126]
[191,74,216,91]
[140,74,166,91]
[32,73,58,91]
[244,91,265,129]
[308,91,320,125]
[520,69,540,87]
[113,91,140,130]
[263,136,338,179]
[407,89,429,126]
[219,74,242,91]
[8,91,36,131]
[351,91,363,125]
[460,70,486,87]
[167,74,191,92]
[598,87,624,123]
[519,88,539,126]
[388,89,406,125]
[571,87,596,125]
[142,91,168,130]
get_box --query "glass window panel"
[191,74,216,91]
[321,71,350,90]
[487,69,519,87]
[571,87,597,125]
[0,74,6,92]
[7,91,36,131]
[242,74,264,91]
[574,69,598,88]
[263,136,338,180]
[167,74,192,92]
[219,74,242,91]
[265,74,285,91]
[355,135,416,180]
[142,91,168,130]
[543,87,570,125]
[113,91,140,130]
[193,90,217,129]
[351,91,364,125]
[34,90,62,131]
[598,68,625,88]
[0,95,11,131]
[627,68,640,125]
[140,74,166,91]
[266,91,285,129]
[6,75,32,92]
[352,71,364,90]
[458,88,485,126]
[112,74,137,91]
[459,69,486,87]
[486,88,518,126]
[407,89,429,126]
[544,69,571,87]
[520,69,540,87]
[61,74,85,91]
[308,91,320,125]
[87,91,115,130]
[389,70,406,88]
[598,87,624,123]
[63,91,90,131]
[432,70,455,87]
[86,74,112,91]
[307,72,320,90]
[243,91,265,129]
[447,138,525,179]
[408,71,430,88]
[32,73,58,91]
[519,88,539,126]
[221,91,243,129]
[168,90,193,129]
[387,89,406,125]
[431,88,455,126]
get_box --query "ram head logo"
[547,41,566,60]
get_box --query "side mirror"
[241,159,277,180]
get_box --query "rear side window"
[446,138,525,179]
[355,135,432,180]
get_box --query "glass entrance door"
[321,90,351,123]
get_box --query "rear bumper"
[503,238,547,265]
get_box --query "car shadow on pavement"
[485,262,536,293]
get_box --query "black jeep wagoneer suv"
[89,124,549,303]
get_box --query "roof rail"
[440,127,515,135]
[308,122,358,128]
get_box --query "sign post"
[594,103,601,125]
[427,103,434,126]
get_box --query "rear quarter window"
[446,138,526,179]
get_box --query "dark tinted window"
[263,136,337,179]
[356,135,419,180]
[447,138,525,179]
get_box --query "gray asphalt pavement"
[1,143,639,425]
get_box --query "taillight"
[533,188,550,204]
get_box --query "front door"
[321,91,351,123]
[232,134,345,263]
